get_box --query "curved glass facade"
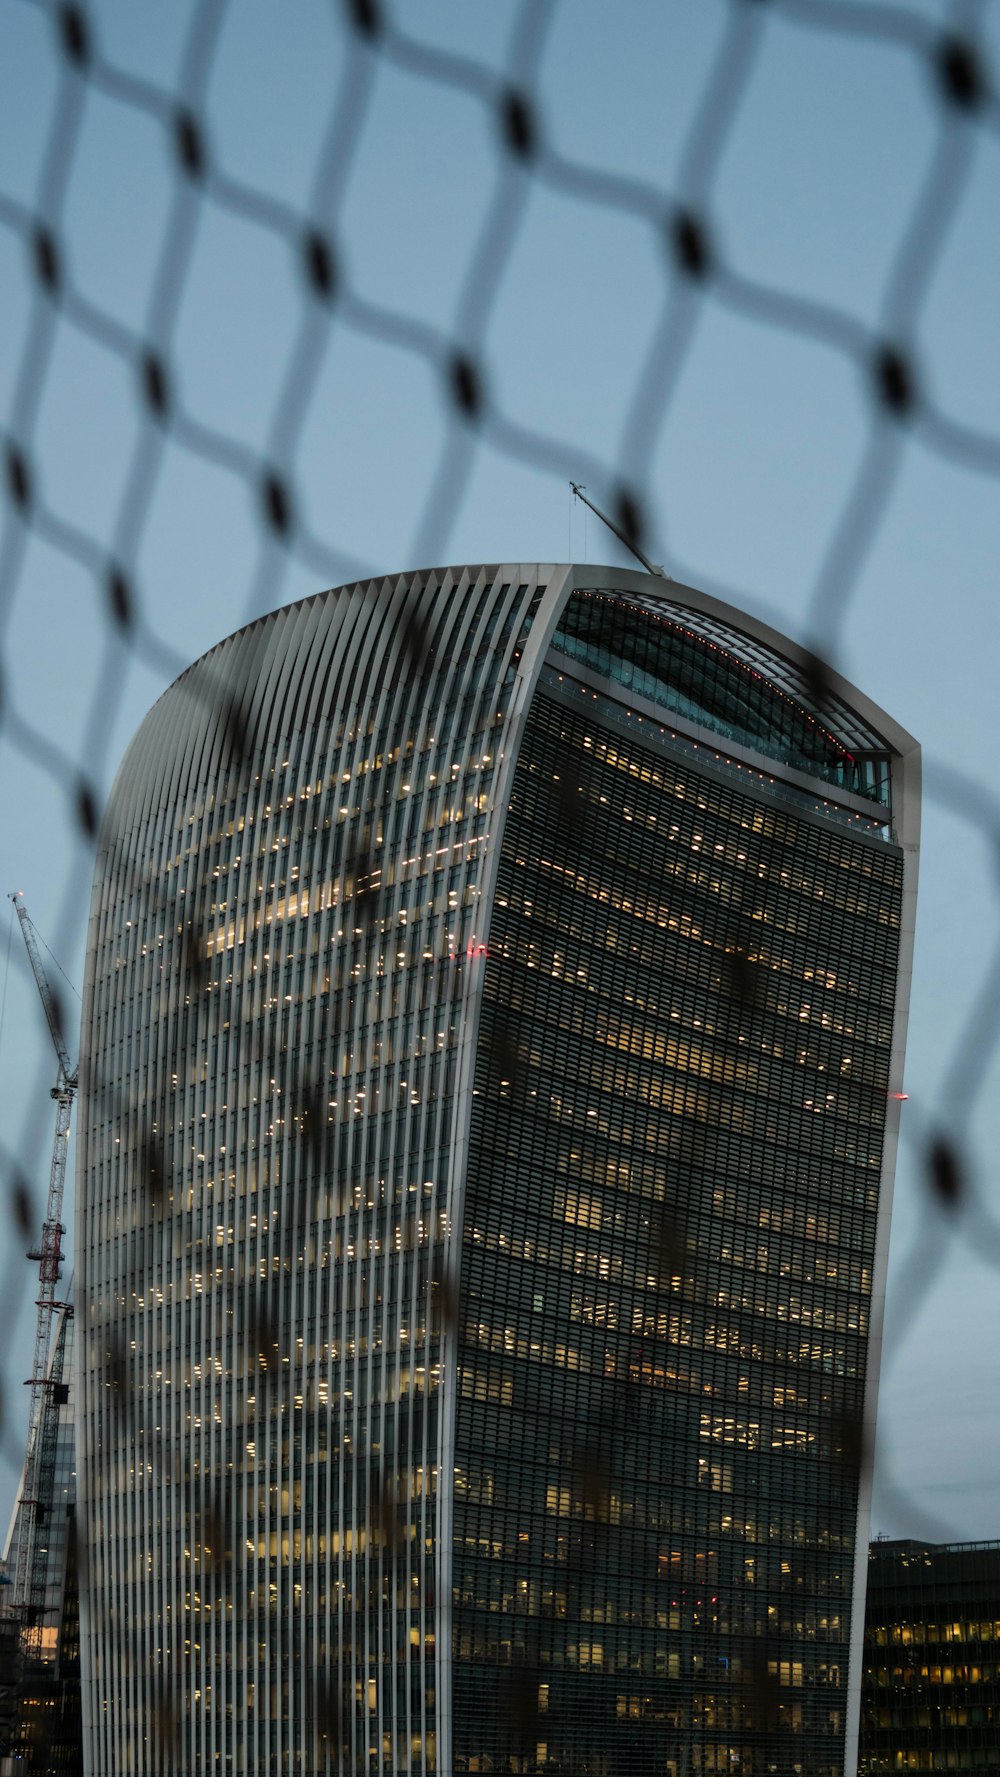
[77,564,917,1777]
[454,690,902,1774]
[551,591,892,807]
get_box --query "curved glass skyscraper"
[78,564,918,1777]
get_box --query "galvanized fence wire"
[2,0,1000,1761]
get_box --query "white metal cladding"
[78,564,570,1776]
[77,562,918,1777]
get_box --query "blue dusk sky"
[1,0,999,1541]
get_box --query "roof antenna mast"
[569,482,667,579]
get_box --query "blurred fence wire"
[2,0,1000,1766]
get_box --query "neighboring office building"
[861,1539,1000,1775]
[78,564,919,1776]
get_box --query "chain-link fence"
[2,0,999,1766]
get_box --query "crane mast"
[569,481,667,578]
[9,893,78,1655]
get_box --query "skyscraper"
[77,563,918,1777]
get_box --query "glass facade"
[861,1540,1000,1775]
[453,690,902,1775]
[77,565,918,1777]
[550,591,893,806]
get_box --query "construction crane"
[9,893,77,1657]
[569,481,667,578]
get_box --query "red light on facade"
[889,1092,909,1101]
